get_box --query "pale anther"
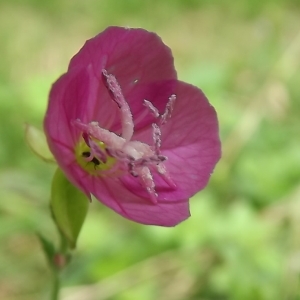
[161,94,176,125]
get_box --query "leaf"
[51,168,89,249]
[24,123,56,163]
[37,232,56,267]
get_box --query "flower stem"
[51,270,60,300]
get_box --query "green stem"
[50,229,71,300]
[51,270,60,300]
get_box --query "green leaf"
[24,123,56,163]
[37,232,56,267]
[51,168,89,249]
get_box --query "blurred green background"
[1,0,300,299]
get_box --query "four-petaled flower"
[44,26,221,226]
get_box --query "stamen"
[161,94,176,125]
[144,94,176,125]
[152,123,162,155]
[102,69,134,141]
[139,167,158,204]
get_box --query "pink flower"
[44,26,221,226]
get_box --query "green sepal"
[25,123,56,163]
[51,168,89,249]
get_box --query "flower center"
[73,69,177,203]
[75,139,116,175]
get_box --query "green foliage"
[51,168,89,249]
[0,0,300,299]
[37,233,56,268]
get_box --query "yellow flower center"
[75,139,116,175]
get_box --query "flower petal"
[133,81,221,201]
[88,176,190,226]
[69,26,177,97]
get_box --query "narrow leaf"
[51,168,89,249]
[25,123,55,163]
[37,233,56,267]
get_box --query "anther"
[161,94,176,125]
[152,123,162,154]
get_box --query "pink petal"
[86,176,190,226]
[69,26,177,99]
[133,81,221,201]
